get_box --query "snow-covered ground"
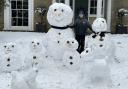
[0,32,128,89]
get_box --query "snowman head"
[30,39,42,51]
[92,18,107,33]
[64,38,78,50]
[47,3,73,27]
[3,42,16,54]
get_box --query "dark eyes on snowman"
[12,45,14,48]
[61,9,64,12]
[86,50,89,53]
[54,9,57,11]
[102,21,104,23]
[67,41,70,44]
[33,56,37,59]
[37,43,40,45]
[4,46,7,48]
[32,42,34,43]
[72,41,74,43]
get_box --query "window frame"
[4,0,34,31]
[88,0,105,17]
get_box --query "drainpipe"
[97,0,102,18]
[107,0,112,31]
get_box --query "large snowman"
[46,3,75,61]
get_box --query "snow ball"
[47,3,73,27]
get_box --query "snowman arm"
[87,23,95,33]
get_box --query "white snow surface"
[0,32,128,89]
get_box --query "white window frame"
[4,0,34,31]
[88,0,105,18]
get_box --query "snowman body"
[0,43,23,72]
[62,38,81,70]
[25,39,46,69]
[46,3,74,61]
[47,28,74,61]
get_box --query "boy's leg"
[75,35,81,53]
[80,35,85,53]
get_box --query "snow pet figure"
[24,39,46,69]
[46,3,74,61]
[80,58,112,89]
[11,68,38,89]
[62,38,81,70]
[0,42,23,72]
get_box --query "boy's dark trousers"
[75,34,85,53]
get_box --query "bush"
[0,0,10,12]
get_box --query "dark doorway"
[75,0,88,19]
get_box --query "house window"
[88,0,105,16]
[11,0,28,26]
[89,0,97,15]
[4,0,34,31]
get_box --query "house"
[0,0,128,33]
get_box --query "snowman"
[83,18,115,64]
[62,38,81,70]
[46,3,75,61]
[80,18,114,88]
[24,39,46,69]
[0,42,23,72]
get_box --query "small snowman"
[46,3,74,61]
[0,42,23,72]
[62,38,81,70]
[24,39,46,69]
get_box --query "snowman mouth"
[55,18,64,22]
[6,49,12,52]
